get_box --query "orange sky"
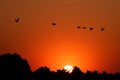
[0,0,120,73]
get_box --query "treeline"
[0,53,120,80]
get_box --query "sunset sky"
[0,0,120,73]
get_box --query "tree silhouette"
[70,66,84,80]
[33,66,52,80]
[0,53,31,80]
[0,53,120,80]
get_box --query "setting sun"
[64,65,73,73]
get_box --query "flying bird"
[82,27,86,29]
[90,27,93,31]
[52,23,56,26]
[77,26,80,29]
[101,27,105,31]
[15,18,20,22]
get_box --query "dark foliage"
[0,53,120,80]
[0,53,32,80]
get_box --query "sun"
[64,65,73,73]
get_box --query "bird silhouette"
[77,26,80,29]
[90,27,93,31]
[52,23,56,25]
[15,18,20,22]
[82,27,86,29]
[101,27,105,31]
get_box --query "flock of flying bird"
[14,17,105,31]
[76,26,105,31]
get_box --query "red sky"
[0,0,120,73]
